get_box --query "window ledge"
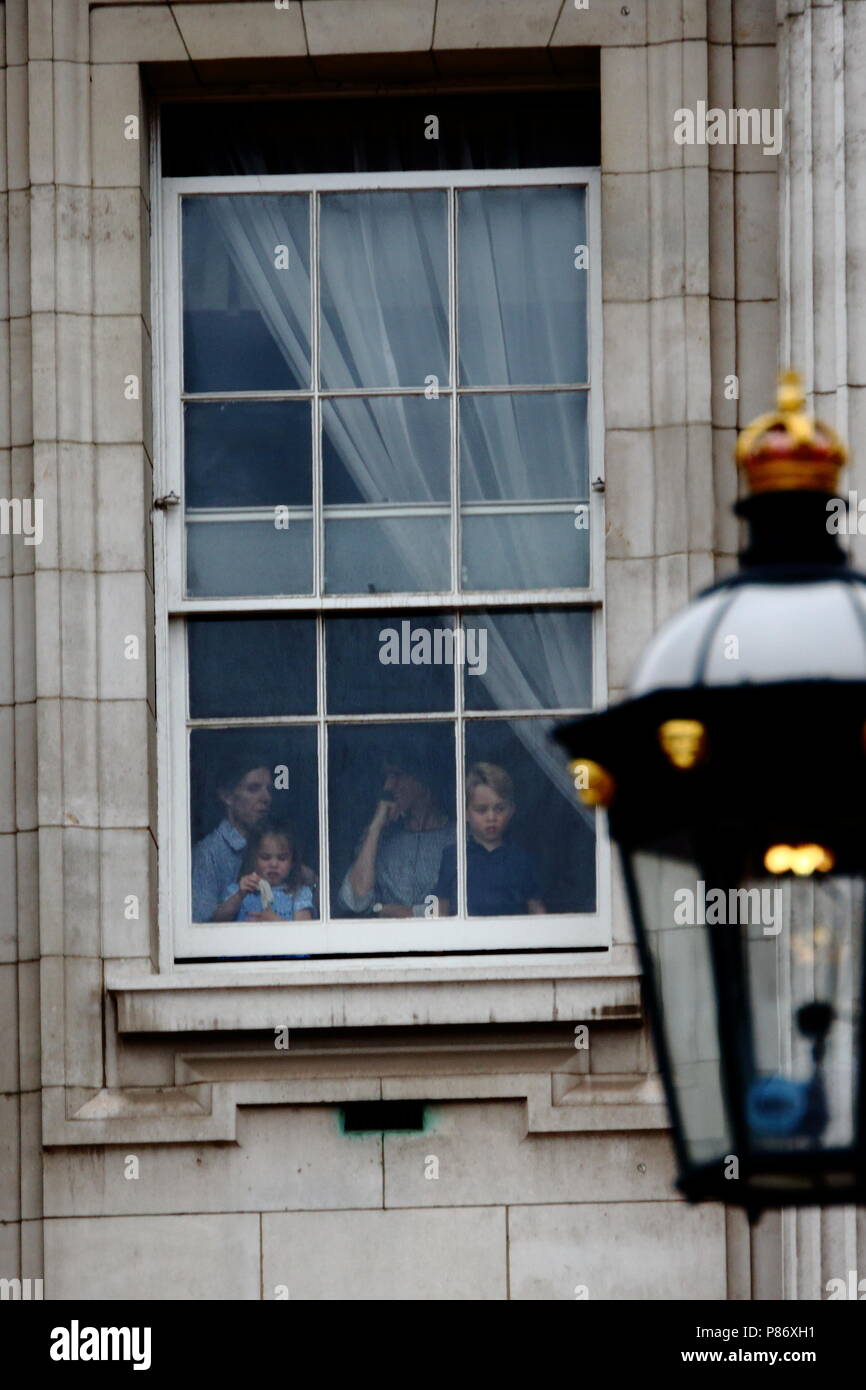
[108,945,643,1034]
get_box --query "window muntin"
[177,182,589,601]
[160,168,606,960]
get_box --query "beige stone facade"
[0,0,863,1300]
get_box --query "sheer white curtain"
[207,193,445,589]
[204,190,585,521]
[201,189,593,820]
[202,195,312,386]
[468,613,593,820]
[455,186,591,817]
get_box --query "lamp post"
[556,373,866,1217]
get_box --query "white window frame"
[154,166,610,966]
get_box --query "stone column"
[0,0,158,1291]
[773,0,866,1301]
[0,0,45,1293]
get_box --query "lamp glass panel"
[742,875,862,1155]
[632,848,864,1179]
[631,849,733,1166]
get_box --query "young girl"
[213,823,314,922]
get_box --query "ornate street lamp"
[556,373,866,1216]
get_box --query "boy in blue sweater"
[435,763,546,917]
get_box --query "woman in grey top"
[340,749,455,918]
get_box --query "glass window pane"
[320,191,449,389]
[460,392,588,503]
[323,396,449,505]
[182,194,311,392]
[328,722,456,919]
[326,615,456,715]
[186,518,313,598]
[190,727,319,925]
[188,618,316,718]
[461,512,589,591]
[462,609,592,712]
[185,401,312,510]
[324,515,449,595]
[458,186,587,386]
[455,720,596,916]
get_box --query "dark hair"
[241,821,302,891]
[380,728,451,809]
[216,754,271,799]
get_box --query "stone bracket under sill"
[44,1069,668,1148]
[107,947,643,1035]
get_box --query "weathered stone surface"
[45,1213,261,1299]
[44,1105,383,1216]
[383,1100,677,1207]
[306,0,433,54]
[263,1206,507,1300]
[509,1200,727,1299]
[173,3,306,59]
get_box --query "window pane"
[462,609,592,711]
[460,392,588,502]
[188,617,316,718]
[320,191,449,389]
[185,401,312,510]
[186,518,313,598]
[460,719,596,916]
[326,615,456,715]
[182,195,310,392]
[461,512,589,591]
[328,722,456,919]
[324,515,449,595]
[323,396,449,505]
[190,726,319,925]
[458,186,587,385]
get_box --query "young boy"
[434,763,545,916]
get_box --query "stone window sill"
[107,945,642,1034]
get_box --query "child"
[434,763,546,916]
[214,823,314,922]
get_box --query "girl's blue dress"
[226,882,315,922]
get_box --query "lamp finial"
[735,369,847,494]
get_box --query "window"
[156,96,607,961]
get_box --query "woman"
[192,752,316,922]
[339,739,455,919]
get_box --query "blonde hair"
[466,761,514,804]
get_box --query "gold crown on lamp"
[735,370,847,495]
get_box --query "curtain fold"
[196,189,594,823]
